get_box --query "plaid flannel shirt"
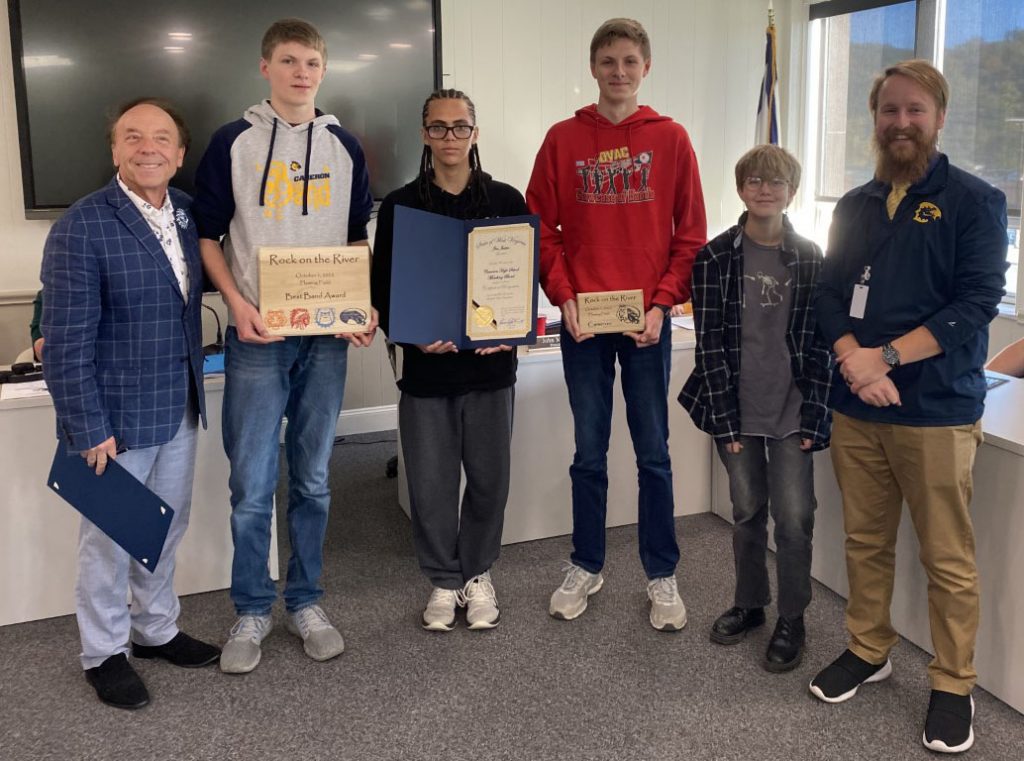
[678,214,834,450]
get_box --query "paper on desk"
[0,379,48,400]
[671,315,695,330]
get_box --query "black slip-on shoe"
[710,606,766,645]
[923,690,975,754]
[809,649,892,703]
[84,653,149,710]
[764,615,806,673]
[132,631,221,668]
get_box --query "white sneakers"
[549,564,605,620]
[286,604,345,661]
[220,613,273,674]
[422,572,500,631]
[647,576,688,631]
[549,564,687,631]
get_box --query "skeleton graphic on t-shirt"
[744,271,792,308]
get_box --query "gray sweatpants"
[399,387,514,589]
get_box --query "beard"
[872,125,937,185]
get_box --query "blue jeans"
[716,434,816,618]
[223,327,348,615]
[560,320,678,579]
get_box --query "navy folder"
[390,205,540,349]
[47,442,175,573]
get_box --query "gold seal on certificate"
[465,223,535,340]
[258,246,371,336]
[577,289,646,334]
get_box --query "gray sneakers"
[286,604,345,661]
[647,576,687,631]
[549,564,604,620]
[422,587,462,632]
[463,572,499,630]
[220,613,273,674]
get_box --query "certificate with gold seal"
[465,223,535,341]
[389,206,540,348]
[258,245,371,336]
[577,289,646,334]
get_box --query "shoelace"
[648,577,679,605]
[294,605,333,636]
[230,615,268,643]
[462,574,496,605]
[430,587,466,608]
[559,563,590,593]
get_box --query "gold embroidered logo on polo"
[913,202,942,224]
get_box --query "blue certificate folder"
[47,442,174,573]
[390,205,541,348]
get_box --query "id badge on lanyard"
[850,265,871,319]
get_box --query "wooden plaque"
[577,289,646,334]
[258,246,371,336]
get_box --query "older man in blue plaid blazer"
[41,98,220,710]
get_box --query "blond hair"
[590,18,651,62]
[868,59,949,115]
[734,144,802,191]
[261,18,327,64]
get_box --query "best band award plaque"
[258,246,371,336]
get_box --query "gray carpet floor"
[1,432,1022,761]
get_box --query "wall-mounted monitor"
[8,0,439,217]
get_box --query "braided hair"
[417,88,491,217]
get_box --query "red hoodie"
[526,104,706,310]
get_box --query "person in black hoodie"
[372,89,528,631]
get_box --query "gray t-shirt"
[737,238,803,439]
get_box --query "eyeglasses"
[743,177,789,190]
[424,124,475,140]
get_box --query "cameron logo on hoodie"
[258,160,333,219]
[575,148,655,205]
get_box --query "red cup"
[536,316,547,335]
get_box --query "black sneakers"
[84,653,149,710]
[709,606,766,645]
[923,690,975,754]
[764,616,805,673]
[809,649,892,703]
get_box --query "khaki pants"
[830,412,983,695]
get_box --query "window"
[805,0,1024,303]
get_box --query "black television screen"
[8,0,439,214]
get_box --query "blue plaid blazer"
[41,177,207,452]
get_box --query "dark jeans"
[716,434,816,618]
[560,319,678,579]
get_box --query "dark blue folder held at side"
[47,442,174,573]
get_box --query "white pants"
[75,411,198,669]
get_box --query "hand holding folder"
[47,442,175,573]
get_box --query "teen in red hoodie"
[526,18,706,631]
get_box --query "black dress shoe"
[710,606,766,645]
[132,631,221,668]
[85,653,149,710]
[764,615,806,672]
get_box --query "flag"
[755,6,780,145]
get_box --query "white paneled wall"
[439,0,795,237]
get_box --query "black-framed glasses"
[743,176,789,190]
[424,124,475,140]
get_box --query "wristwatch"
[653,304,671,316]
[881,342,901,369]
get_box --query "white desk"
[711,374,1024,714]
[398,329,711,543]
[0,377,279,627]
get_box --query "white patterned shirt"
[117,176,189,303]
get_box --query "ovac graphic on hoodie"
[527,104,706,311]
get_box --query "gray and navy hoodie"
[192,100,373,317]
